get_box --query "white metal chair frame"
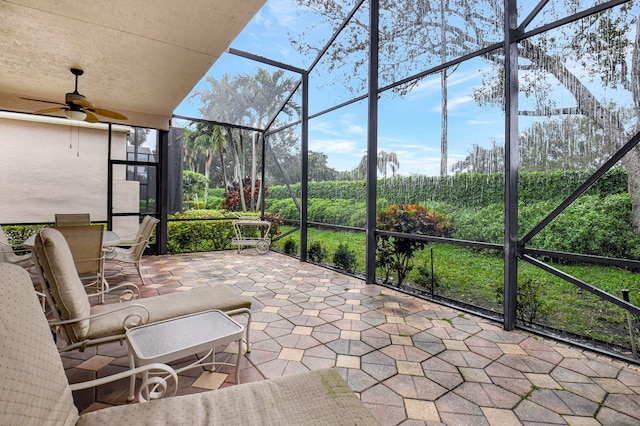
[32,227,252,354]
[105,216,159,285]
[0,225,33,268]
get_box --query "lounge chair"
[0,262,381,426]
[32,227,252,353]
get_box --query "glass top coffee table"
[126,309,245,401]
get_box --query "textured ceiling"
[0,0,266,129]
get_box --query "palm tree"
[193,68,300,212]
[193,133,214,207]
[182,127,199,172]
[357,150,401,179]
[377,150,400,179]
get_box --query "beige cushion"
[35,228,92,342]
[0,263,378,426]
[76,368,380,426]
[88,285,251,339]
[0,263,79,425]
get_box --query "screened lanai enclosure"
[168,0,640,363]
[0,0,613,362]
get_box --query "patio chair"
[0,263,380,426]
[0,225,33,268]
[32,227,252,353]
[55,213,91,227]
[54,225,107,297]
[105,215,158,285]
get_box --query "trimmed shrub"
[183,200,205,210]
[451,194,640,259]
[376,204,449,285]
[530,194,640,259]
[495,277,551,326]
[266,168,627,208]
[167,209,236,253]
[308,241,328,263]
[283,238,298,255]
[265,198,300,220]
[206,196,225,210]
[333,242,357,273]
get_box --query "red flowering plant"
[222,177,268,212]
[222,178,283,237]
[376,204,448,286]
[262,212,283,236]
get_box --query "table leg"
[235,338,241,384]
[208,347,216,372]
[128,351,136,402]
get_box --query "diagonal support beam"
[521,130,640,246]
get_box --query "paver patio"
[60,250,640,425]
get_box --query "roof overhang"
[0,0,266,130]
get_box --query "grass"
[272,226,640,348]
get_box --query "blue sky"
[174,1,509,176]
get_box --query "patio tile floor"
[60,250,640,425]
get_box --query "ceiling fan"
[24,68,128,123]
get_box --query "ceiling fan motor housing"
[65,91,87,105]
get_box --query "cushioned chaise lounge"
[0,262,380,425]
[33,227,252,353]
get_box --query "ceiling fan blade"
[34,107,64,114]
[71,99,94,109]
[91,108,128,120]
[21,97,66,107]
[84,111,100,123]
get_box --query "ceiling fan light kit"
[64,109,87,121]
[28,68,128,123]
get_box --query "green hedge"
[451,193,640,259]
[265,197,401,228]
[167,210,240,253]
[267,168,627,208]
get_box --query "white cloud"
[309,138,358,154]
[405,79,440,100]
[347,124,365,134]
[265,0,299,28]
[430,95,474,112]
[404,69,482,102]
[467,119,497,125]
[447,70,482,88]
[310,114,366,137]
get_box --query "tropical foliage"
[183,68,300,212]
[182,170,209,209]
[376,204,449,286]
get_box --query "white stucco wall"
[0,112,139,234]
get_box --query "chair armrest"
[114,239,150,249]
[110,231,137,245]
[48,302,151,329]
[86,282,141,301]
[104,239,150,258]
[0,240,30,255]
[69,362,178,402]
